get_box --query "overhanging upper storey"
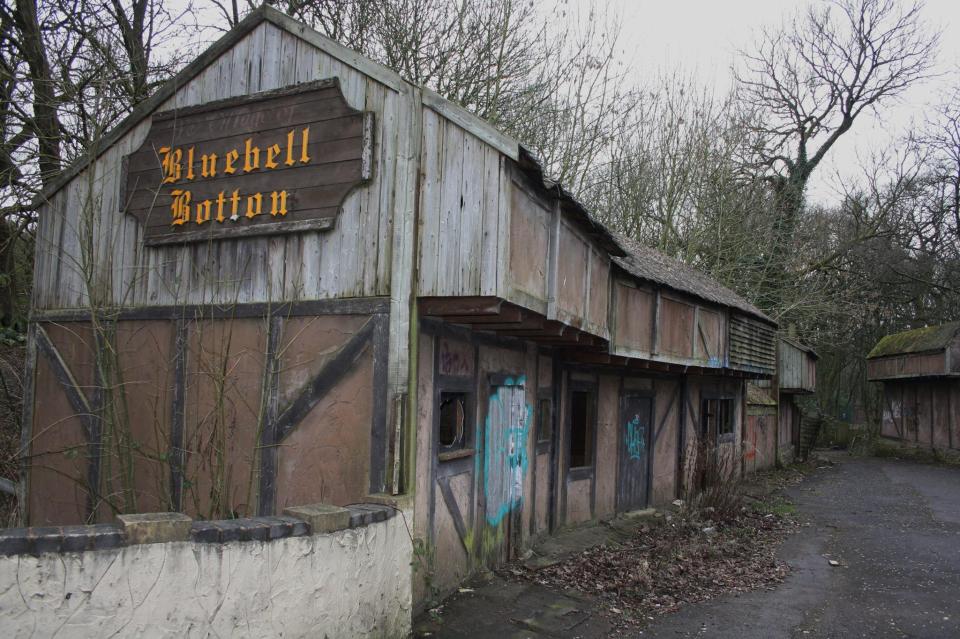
[416,102,777,377]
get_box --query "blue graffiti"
[625,414,646,460]
[483,375,531,526]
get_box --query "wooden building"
[776,336,818,462]
[18,7,777,609]
[867,323,960,450]
[744,383,778,473]
[742,336,818,472]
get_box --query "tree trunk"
[14,0,61,185]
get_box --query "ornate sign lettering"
[121,79,374,245]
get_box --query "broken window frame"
[436,385,474,462]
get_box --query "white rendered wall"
[0,513,412,638]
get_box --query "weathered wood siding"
[610,280,727,369]
[867,352,949,380]
[417,108,507,299]
[778,339,816,392]
[504,181,549,308]
[880,379,960,451]
[611,280,655,354]
[728,314,777,375]
[34,21,411,310]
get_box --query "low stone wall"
[0,504,412,638]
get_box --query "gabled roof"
[612,233,773,324]
[780,335,819,360]
[867,322,960,359]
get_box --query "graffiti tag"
[483,376,530,526]
[438,338,474,377]
[625,414,646,460]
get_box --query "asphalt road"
[643,455,960,638]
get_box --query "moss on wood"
[867,322,960,359]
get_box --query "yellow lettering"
[285,130,295,166]
[269,190,288,216]
[159,146,182,184]
[224,149,239,174]
[230,190,240,220]
[300,127,310,164]
[185,147,195,181]
[170,189,191,225]
[246,192,263,218]
[201,153,218,178]
[195,199,211,225]
[216,191,226,222]
[265,144,281,169]
[243,138,260,172]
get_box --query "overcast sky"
[178,1,956,204]
[600,0,959,203]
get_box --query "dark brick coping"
[0,503,397,557]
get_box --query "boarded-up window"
[569,391,595,468]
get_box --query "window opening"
[569,391,594,468]
[438,392,468,451]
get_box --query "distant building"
[778,336,819,461]
[867,322,960,450]
[744,336,818,472]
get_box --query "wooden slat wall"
[728,314,776,375]
[417,108,504,298]
[610,281,731,370]
[867,352,949,380]
[778,339,816,392]
[33,22,407,310]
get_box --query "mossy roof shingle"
[867,322,960,359]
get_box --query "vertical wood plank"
[437,121,464,295]
[479,145,500,296]
[418,110,443,295]
[458,131,483,295]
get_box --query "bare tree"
[211,0,636,194]
[736,0,938,262]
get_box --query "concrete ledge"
[284,503,351,533]
[0,503,397,556]
[0,524,123,556]
[116,512,192,545]
[190,515,309,543]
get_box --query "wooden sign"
[121,79,374,245]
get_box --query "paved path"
[644,456,960,638]
[415,456,960,638]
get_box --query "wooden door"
[481,379,529,564]
[617,394,652,512]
